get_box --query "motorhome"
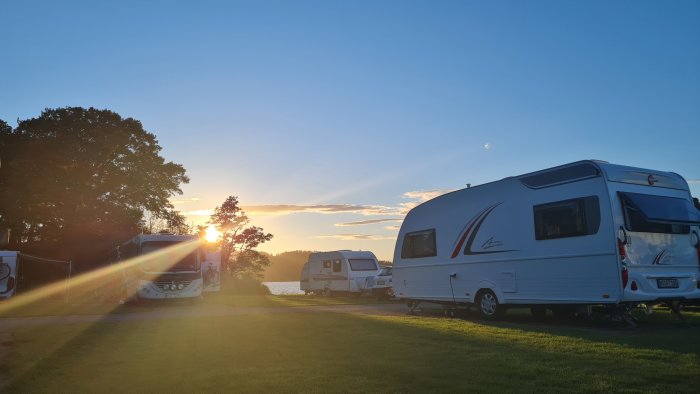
[109,234,204,300]
[393,160,700,319]
[300,250,381,295]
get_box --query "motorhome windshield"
[348,258,378,271]
[621,193,700,234]
[140,241,199,272]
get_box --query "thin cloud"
[385,225,401,231]
[334,218,403,227]
[170,197,201,205]
[185,209,213,216]
[242,204,398,216]
[400,189,453,213]
[182,189,452,223]
[315,234,396,241]
[687,179,700,184]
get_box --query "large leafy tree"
[209,196,273,278]
[0,107,189,266]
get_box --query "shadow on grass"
[412,303,700,355]
[2,300,699,392]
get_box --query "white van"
[0,251,18,299]
[393,160,700,319]
[300,250,381,295]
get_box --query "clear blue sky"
[2,0,699,260]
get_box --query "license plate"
[375,280,385,286]
[657,278,679,289]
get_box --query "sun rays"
[0,240,201,316]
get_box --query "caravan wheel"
[477,290,502,320]
[322,288,332,297]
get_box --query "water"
[263,281,304,295]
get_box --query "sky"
[1,0,699,260]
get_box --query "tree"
[209,196,273,278]
[142,209,192,235]
[0,107,189,267]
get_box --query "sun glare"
[0,240,200,316]
[204,225,221,243]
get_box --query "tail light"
[618,230,629,289]
[7,276,15,292]
[617,238,627,261]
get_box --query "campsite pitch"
[1,297,698,392]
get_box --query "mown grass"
[207,293,398,308]
[1,299,699,392]
[0,294,395,318]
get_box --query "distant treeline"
[263,250,311,282]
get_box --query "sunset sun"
[204,225,221,243]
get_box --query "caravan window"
[401,229,437,258]
[620,193,698,234]
[332,260,342,272]
[323,260,331,269]
[348,259,377,271]
[534,196,600,240]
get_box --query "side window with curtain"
[401,229,437,258]
[534,196,600,240]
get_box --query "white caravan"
[0,251,72,300]
[300,250,381,295]
[0,251,18,299]
[202,250,222,293]
[393,160,700,319]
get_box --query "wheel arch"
[473,280,505,304]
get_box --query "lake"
[263,281,304,295]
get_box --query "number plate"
[375,280,385,286]
[657,278,679,289]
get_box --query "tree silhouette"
[0,107,188,267]
[209,196,273,278]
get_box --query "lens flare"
[0,240,200,316]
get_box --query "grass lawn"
[1,298,699,392]
[0,294,397,318]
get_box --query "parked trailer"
[300,250,381,295]
[392,160,700,319]
[0,251,18,299]
[0,251,72,300]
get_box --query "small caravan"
[393,160,700,318]
[300,250,381,295]
[0,251,72,300]
[0,251,18,299]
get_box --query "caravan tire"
[477,290,502,320]
[323,288,332,297]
